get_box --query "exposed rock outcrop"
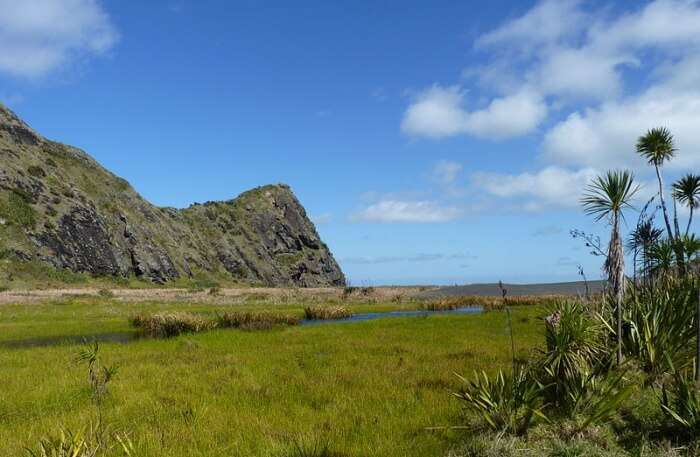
[0,104,345,287]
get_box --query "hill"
[0,104,345,287]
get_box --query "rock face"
[0,104,345,286]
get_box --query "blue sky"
[1,0,699,285]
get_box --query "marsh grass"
[216,311,300,330]
[303,305,353,320]
[0,297,542,457]
[129,312,214,338]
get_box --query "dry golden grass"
[303,305,353,320]
[216,311,300,330]
[129,312,214,338]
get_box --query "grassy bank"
[0,296,543,456]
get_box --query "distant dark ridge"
[418,280,606,298]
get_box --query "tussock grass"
[129,312,214,338]
[216,311,300,330]
[303,305,353,320]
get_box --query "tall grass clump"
[454,365,544,435]
[455,299,631,435]
[660,365,700,436]
[622,276,698,377]
[217,311,299,330]
[130,312,213,338]
[303,305,352,320]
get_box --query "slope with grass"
[0,104,344,288]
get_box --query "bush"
[216,311,299,330]
[660,367,700,435]
[130,312,213,338]
[540,301,606,385]
[454,365,545,435]
[303,305,352,320]
[623,276,697,376]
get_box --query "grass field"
[0,292,544,456]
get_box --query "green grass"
[0,297,544,456]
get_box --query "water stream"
[1,306,483,348]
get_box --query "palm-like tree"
[627,220,663,283]
[672,174,700,237]
[582,170,640,365]
[636,128,676,240]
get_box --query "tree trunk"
[673,197,687,275]
[656,164,674,240]
[687,206,694,238]
[608,212,625,365]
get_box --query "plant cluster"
[303,305,353,320]
[130,310,301,337]
[456,126,700,455]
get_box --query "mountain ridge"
[0,104,345,287]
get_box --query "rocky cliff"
[0,104,345,287]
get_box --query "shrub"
[623,276,697,376]
[217,311,299,330]
[303,305,352,320]
[660,367,700,435]
[24,426,135,457]
[130,312,213,338]
[540,301,606,383]
[454,365,545,435]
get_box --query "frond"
[672,174,700,208]
[636,127,676,166]
[581,170,640,222]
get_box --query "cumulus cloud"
[543,86,700,170]
[401,85,547,140]
[404,0,700,159]
[472,166,599,210]
[353,200,462,223]
[0,0,119,78]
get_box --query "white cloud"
[543,86,700,171]
[472,166,599,210]
[401,85,547,140]
[0,0,119,78]
[353,200,461,223]
[406,0,700,150]
[476,0,587,49]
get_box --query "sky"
[1,0,699,285]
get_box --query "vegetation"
[216,310,300,330]
[581,170,639,365]
[130,312,214,338]
[0,294,542,456]
[452,126,700,456]
[303,305,353,320]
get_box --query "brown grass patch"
[303,305,353,320]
